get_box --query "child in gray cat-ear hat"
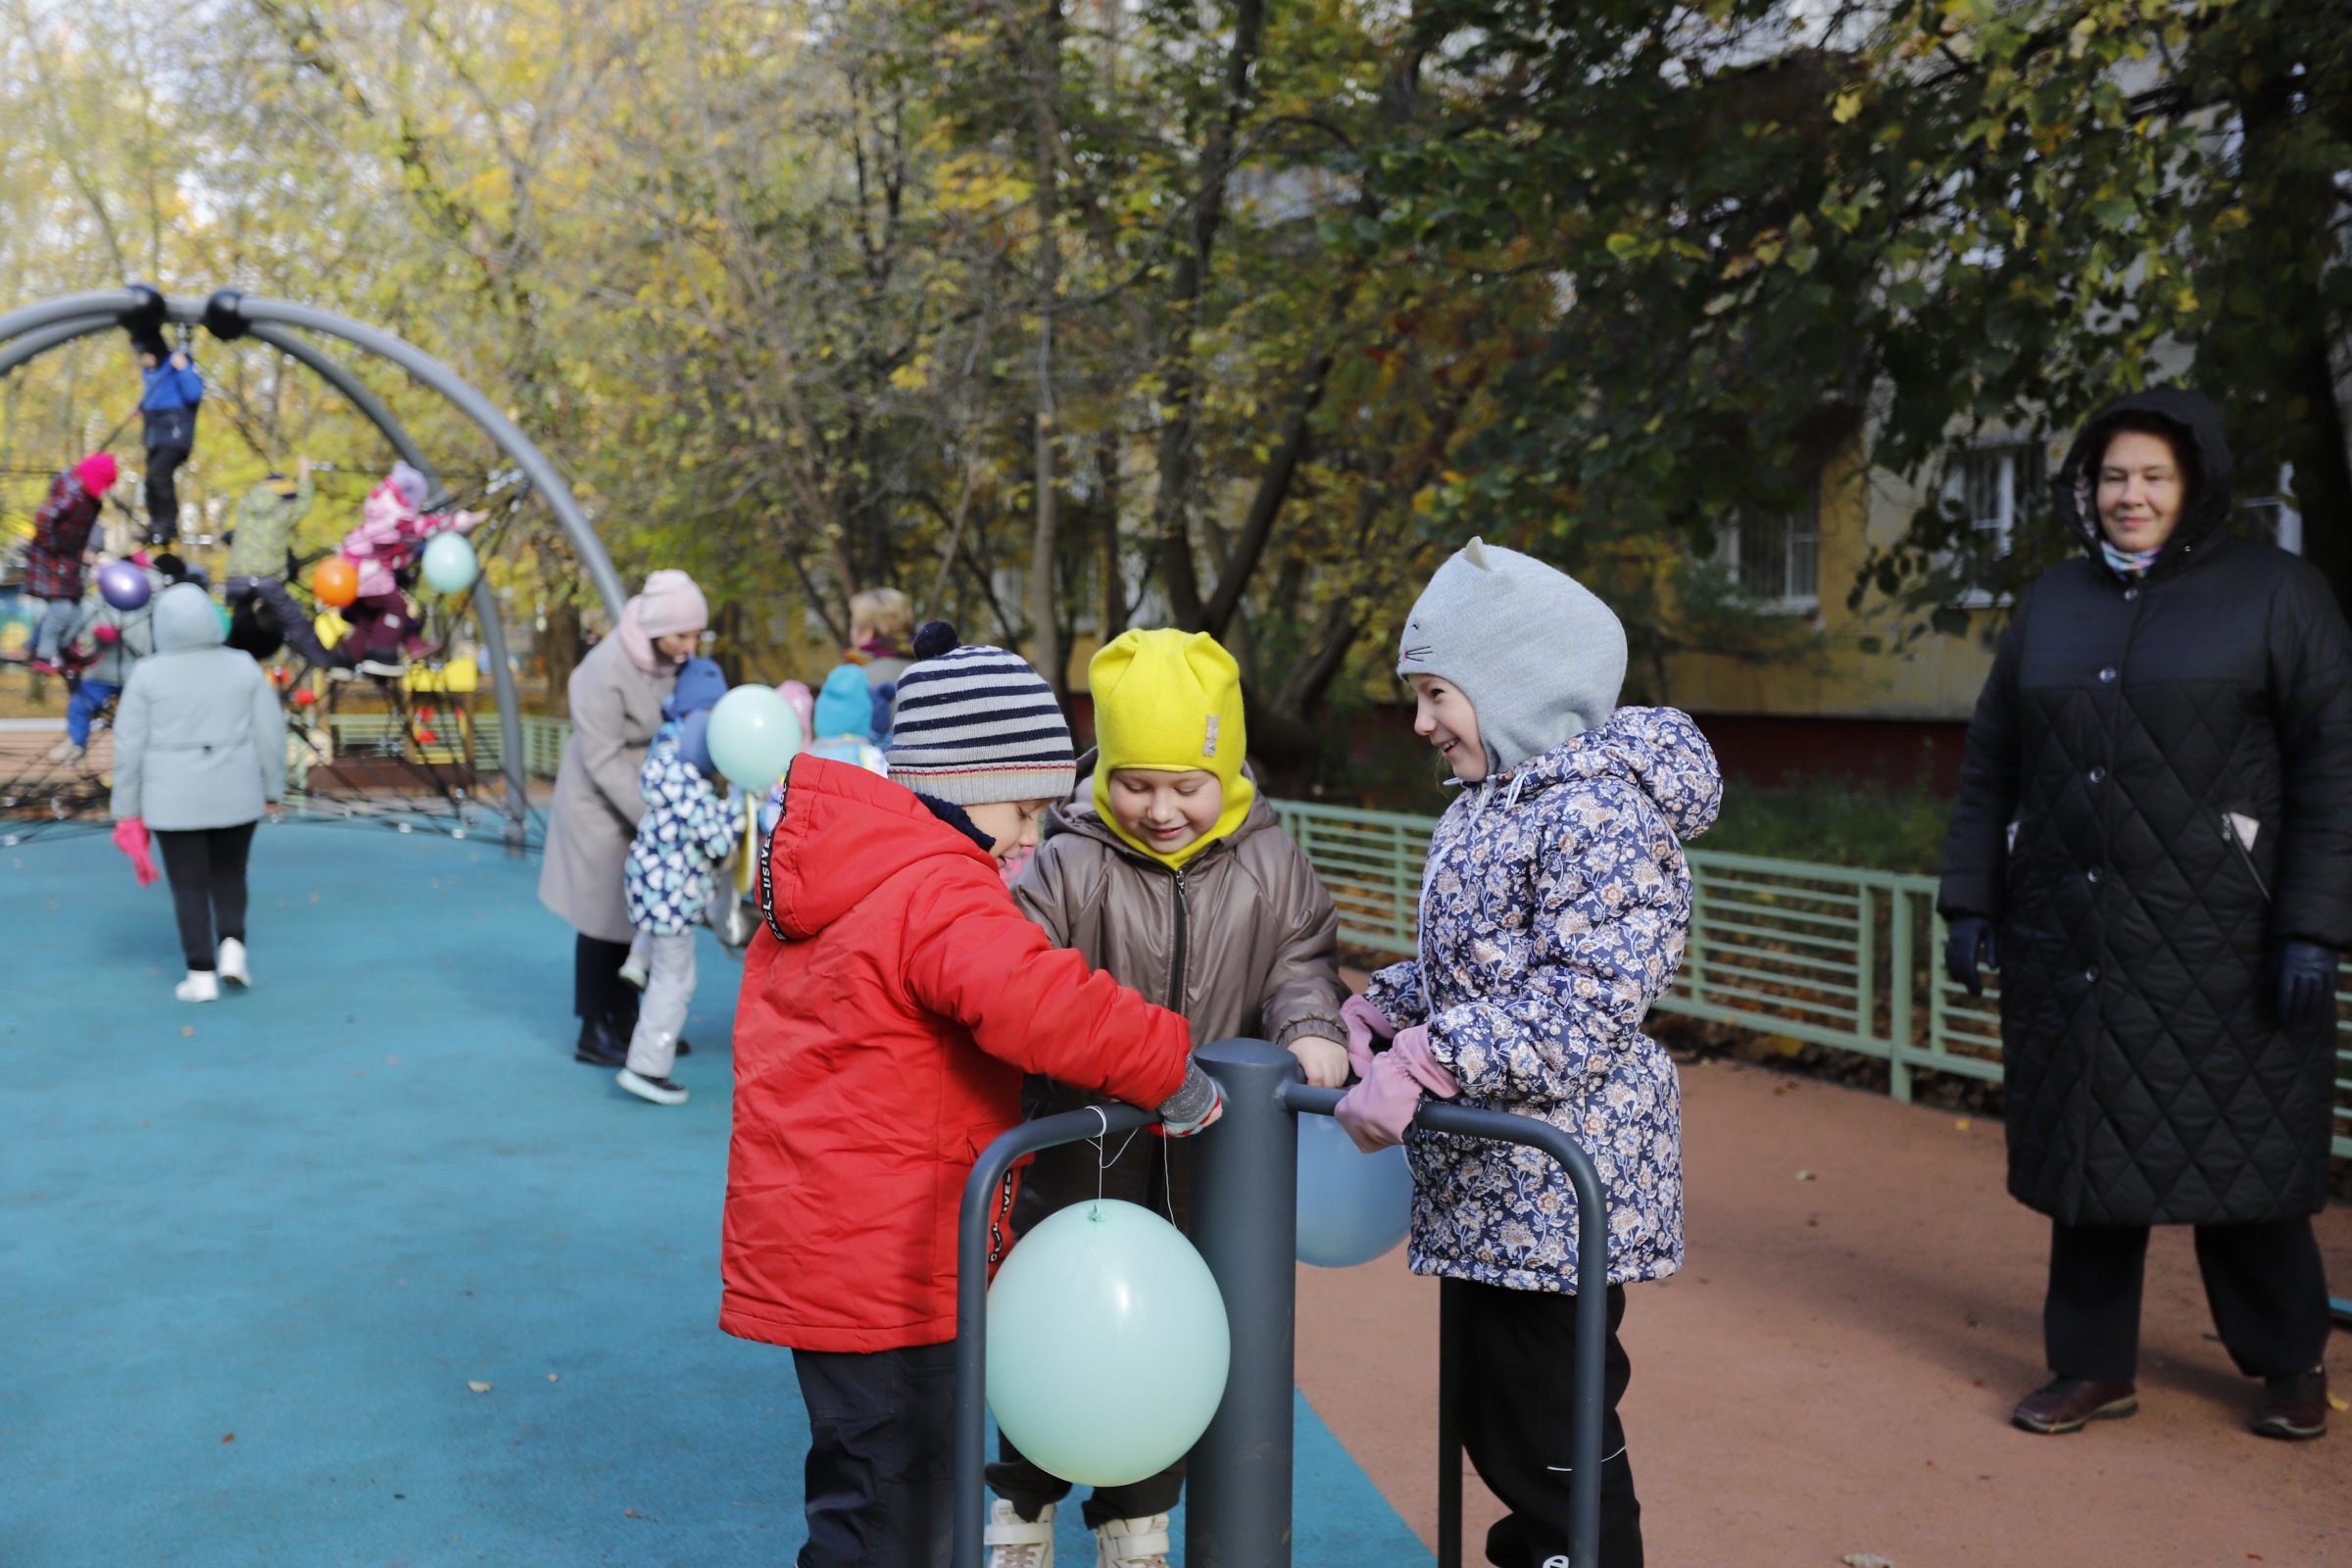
[1336,536,1725,1568]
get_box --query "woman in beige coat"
[539,570,708,1065]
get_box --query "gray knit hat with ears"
[1396,537,1628,773]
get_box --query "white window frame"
[1719,505,1820,615]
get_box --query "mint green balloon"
[987,1199,1230,1486]
[420,532,479,594]
[707,683,803,790]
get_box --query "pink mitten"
[93,623,121,645]
[1340,994,1396,1083]
[1334,1052,1421,1152]
[112,817,160,887]
[1389,1024,1460,1100]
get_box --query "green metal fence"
[1268,797,2352,1160]
[320,712,572,779]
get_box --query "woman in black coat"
[1940,388,2352,1442]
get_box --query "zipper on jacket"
[1167,866,1192,1012]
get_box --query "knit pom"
[911,619,959,660]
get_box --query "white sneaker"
[615,1068,689,1105]
[217,938,251,987]
[1094,1514,1171,1568]
[617,957,650,989]
[985,1498,1054,1568]
[174,970,220,1003]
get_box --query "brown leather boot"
[2011,1377,2139,1433]
[2250,1369,2328,1441]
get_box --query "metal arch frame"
[0,286,629,854]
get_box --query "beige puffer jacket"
[1010,787,1346,1050]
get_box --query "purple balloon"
[98,561,151,612]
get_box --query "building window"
[2239,464,2302,554]
[1956,442,2044,558]
[1722,506,1820,613]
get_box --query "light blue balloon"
[419,532,479,594]
[707,683,803,790]
[1296,1110,1413,1267]
[987,1199,1230,1487]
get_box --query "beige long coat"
[538,634,675,942]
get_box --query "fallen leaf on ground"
[1954,1118,1971,1130]
[467,1381,492,1394]
[548,1374,560,1382]
[386,1055,401,1065]
[1795,1169,1815,1181]
[221,1433,234,1444]
[1842,1555,1894,1568]
[181,1026,195,1037]
[624,1508,653,1520]
[2329,1395,2349,1412]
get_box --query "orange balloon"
[312,555,360,609]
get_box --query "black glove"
[2269,940,2337,1029]
[1945,916,1998,997]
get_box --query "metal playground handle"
[953,1038,1612,1568]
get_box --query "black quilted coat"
[1940,389,2352,1226]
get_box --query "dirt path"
[1296,1057,2352,1567]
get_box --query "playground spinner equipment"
[956,1038,1614,1568]
[0,285,631,856]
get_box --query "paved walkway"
[1298,1059,2352,1567]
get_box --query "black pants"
[1455,1278,1642,1568]
[2045,1217,2333,1383]
[989,1081,1191,1526]
[153,822,255,971]
[572,933,640,1034]
[145,444,189,544]
[792,1342,956,1568]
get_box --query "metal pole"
[1437,1276,1463,1568]
[953,1102,1157,1568]
[245,321,530,855]
[1283,1084,1610,1568]
[1188,1040,1300,1568]
[0,314,119,377]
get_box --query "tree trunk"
[1026,0,1067,707]
[1097,432,1126,640]
[1147,0,1265,629]
[541,597,583,717]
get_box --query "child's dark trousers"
[1456,1277,1642,1568]
[792,1342,956,1568]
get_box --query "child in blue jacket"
[136,344,204,545]
[1335,539,1721,1568]
[616,657,742,1105]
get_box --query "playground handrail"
[952,1043,1612,1568]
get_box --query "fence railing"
[321,712,572,779]
[1268,797,2352,1160]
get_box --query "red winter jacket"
[722,755,1194,1353]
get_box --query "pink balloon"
[777,680,815,740]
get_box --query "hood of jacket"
[1485,705,1722,842]
[1044,768,1281,864]
[2056,387,2234,580]
[761,753,997,940]
[152,583,224,652]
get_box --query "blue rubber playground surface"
[3,824,1431,1566]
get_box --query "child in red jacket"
[727,623,1219,1568]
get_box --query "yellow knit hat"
[1090,628,1254,866]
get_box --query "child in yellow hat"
[983,627,1348,1566]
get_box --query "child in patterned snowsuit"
[1334,538,1721,1568]
[615,657,741,1105]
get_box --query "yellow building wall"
[1660,441,1998,721]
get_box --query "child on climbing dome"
[612,657,737,1106]
[722,619,1218,1568]
[335,462,483,669]
[982,626,1348,1568]
[1334,538,1721,1568]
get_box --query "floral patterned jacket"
[1366,706,1721,1294]
[624,720,747,935]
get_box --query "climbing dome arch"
[0,286,628,854]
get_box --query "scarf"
[2099,538,2161,578]
[616,596,672,675]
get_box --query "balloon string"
[1087,1104,1110,1216]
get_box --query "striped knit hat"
[885,621,1075,806]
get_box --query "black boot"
[574,1016,629,1067]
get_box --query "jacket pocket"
[2221,811,2271,903]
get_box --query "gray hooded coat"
[538,633,678,943]
[110,584,285,829]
